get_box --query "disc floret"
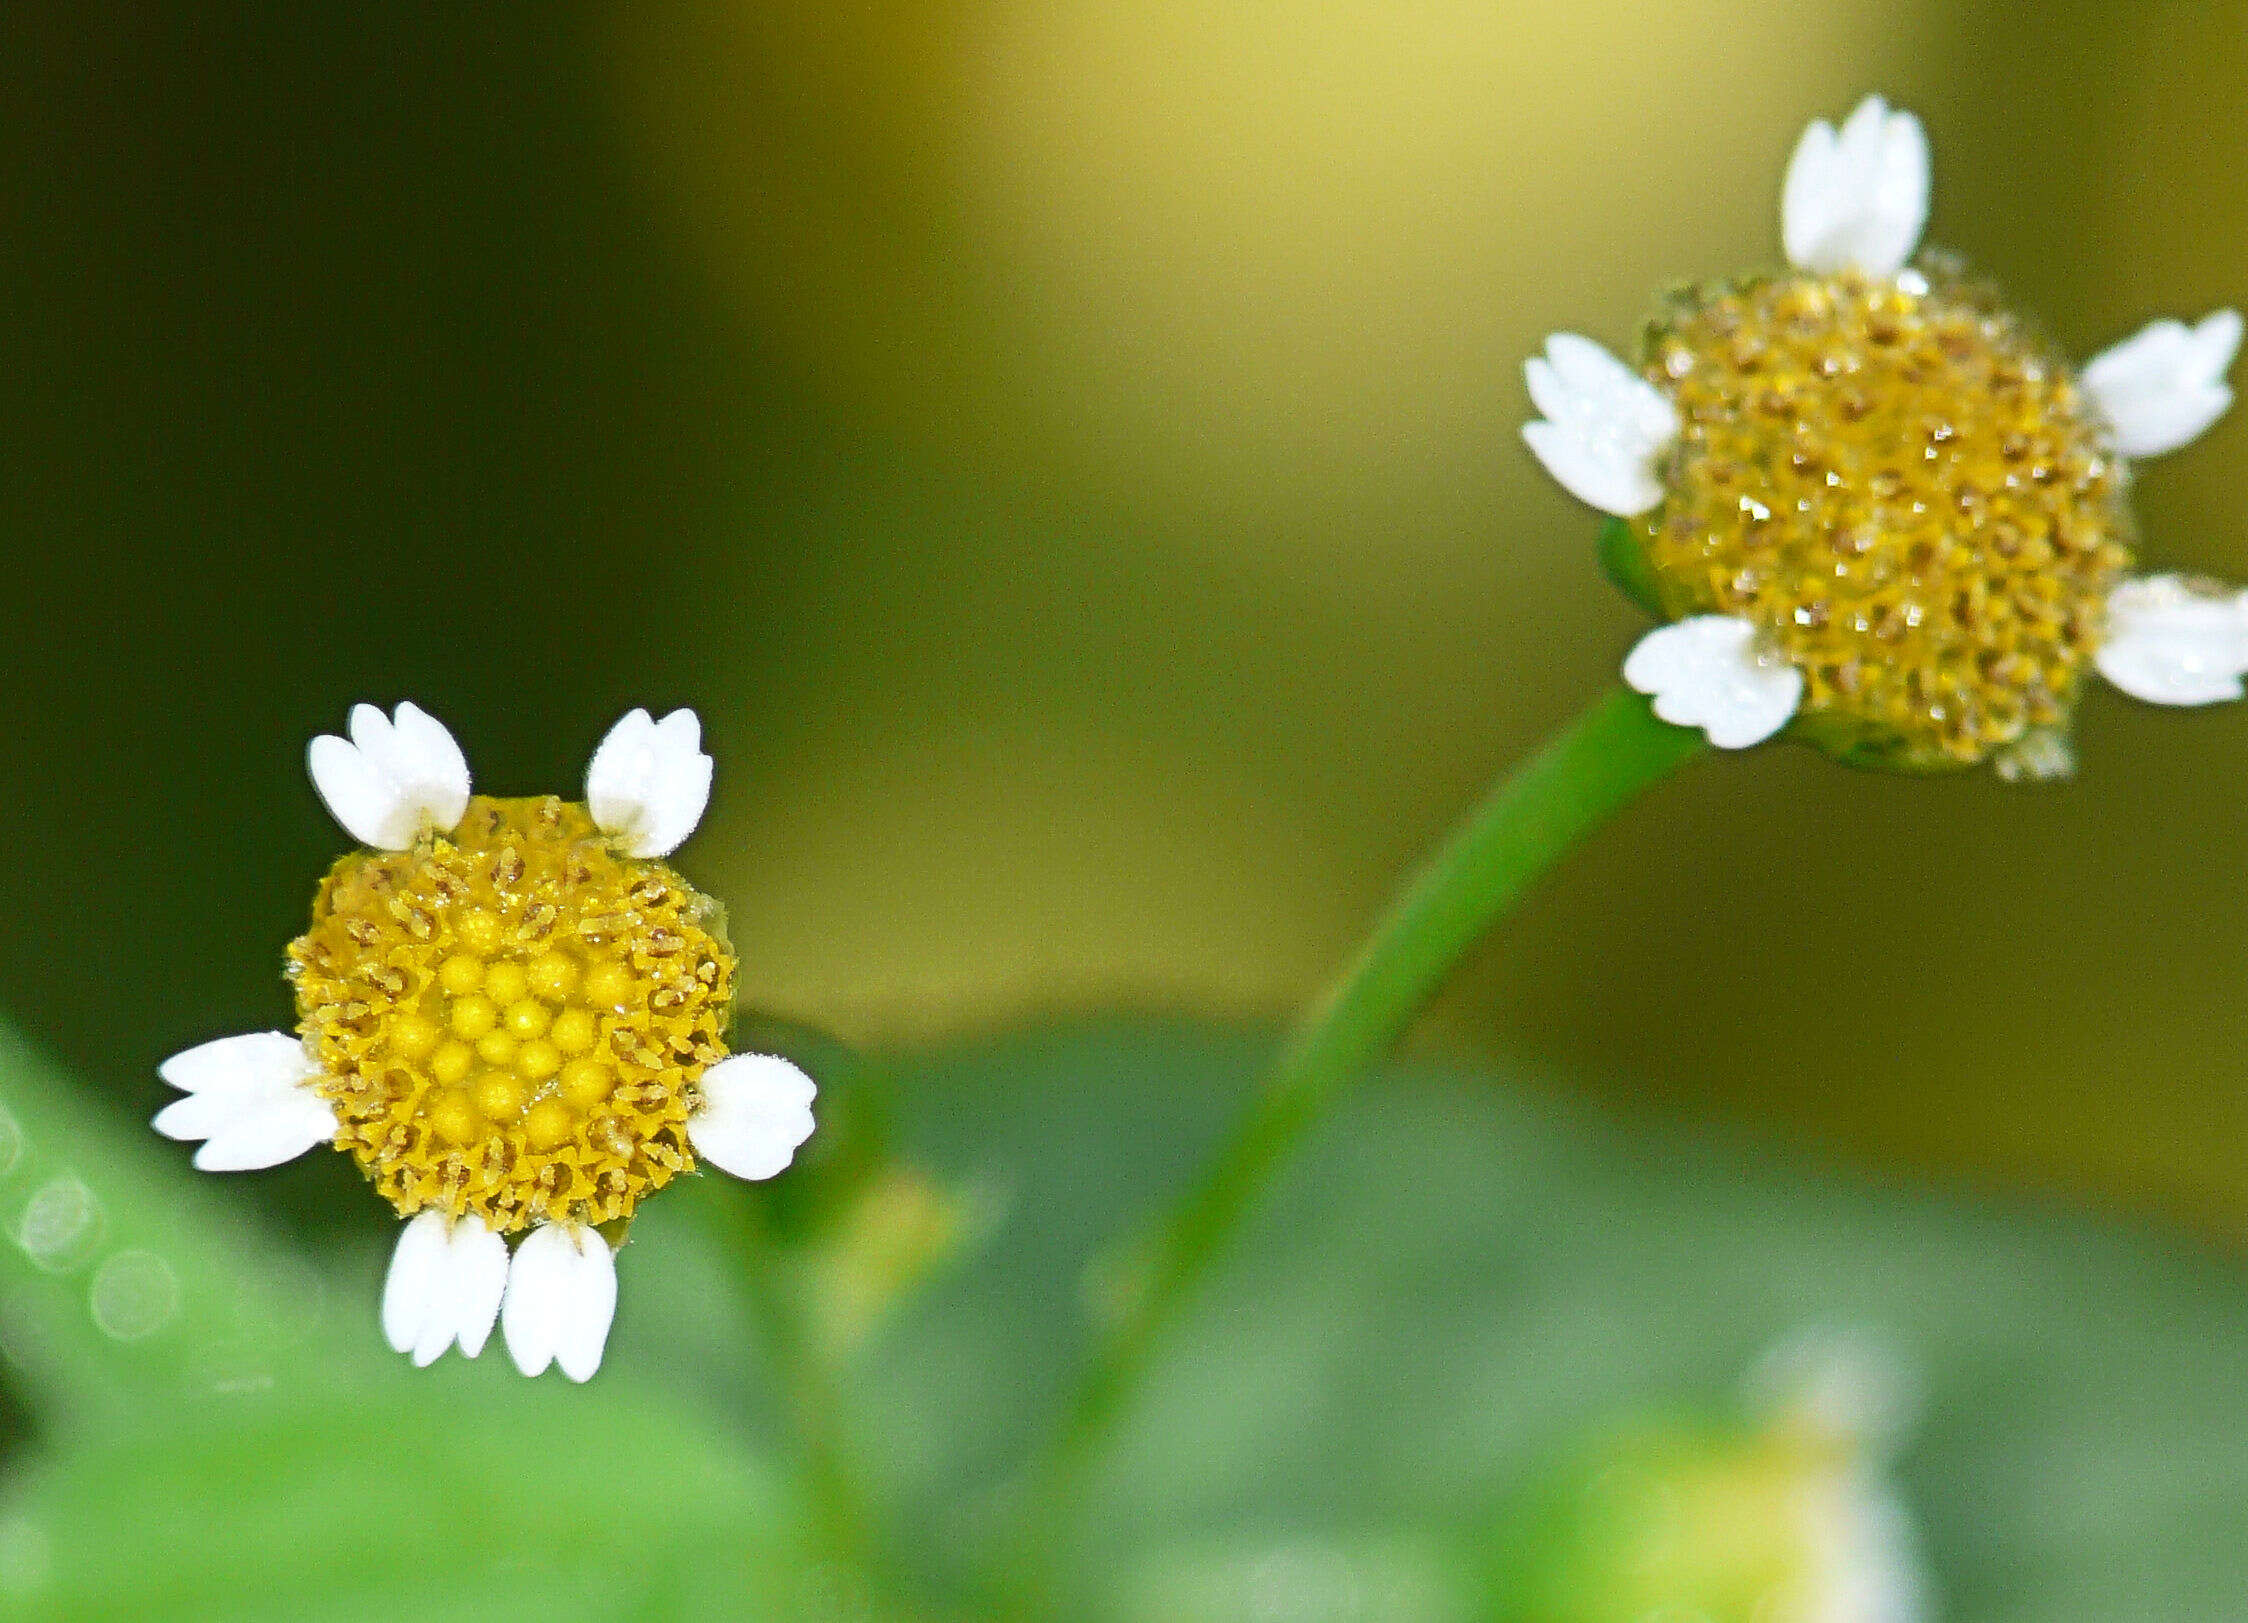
[1520,93,2248,770]
[156,703,819,1382]
[1639,266,2129,770]
[288,795,733,1233]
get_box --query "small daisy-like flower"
[1523,93,2247,774]
[155,702,819,1380]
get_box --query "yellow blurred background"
[6,0,2247,1243]
[606,2,2248,1232]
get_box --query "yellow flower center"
[287,795,734,1232]
[1639,268,2132,769]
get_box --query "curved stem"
[1000,686,1705,1611]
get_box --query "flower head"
[156,702,819,1380]
[1523,94,2245,774]
[1484,1329,1929,1623]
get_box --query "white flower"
[500,1222,618,1382]
[306,701,472,851]
[689,1054,819,1181]
[153,1032,338,1171]
[2095,574,2248,705]
[160,699,818,1381]
[2081,309,2244,459]
[382,1211,508,1367]
[585,707,714,859]
[1622,616,1804,749]
[1519,94,2247,756]
[1781,94,1930,279]
[1521,334,1680,517]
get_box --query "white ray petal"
[1520,333,1678,517]
[2095,574,2248,705]
[501,1222,618,1382]
[1782,95,1930,278]
[688,1054,818,1182]
[1622,615,1803,748]
[585,707,714,859]
[2080,309,2242,459]
[153,1032,337,1172]
[382,1212,509,1367]
[307,701,472,850]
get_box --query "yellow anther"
[583,961,637,1011]
[503,1000,551,1040]
[524,1099,577,1152]
[455,909,505,956]
[526,951,578,1001]
[289,796,735,1233]
[472,1072,528,1121]
[427,1091,480,1144]
[549,1007,598,1055]
[448,995,497,1040]
[436,954,485,996]
[560,1058,614,1109]
[388,1013,443,1060]
[483,961,530,1007]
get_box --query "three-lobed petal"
[154,1031,338,1172]
[2095,574,2248,706]
[1623,615,1804,749]
[381,1211,509,1367]
[1781,94,1930,279]
[585,708,713,859]
[500,1222,619,1382]
[307,701,472,851]
[1521,333,1680,517]
[2080,309,2243,460]
[689,1053,819,1182]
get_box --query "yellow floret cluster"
[1637,266,2132,770]
[287,795,734,1232]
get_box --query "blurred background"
[5,0,2246,1235]
[1,2,2246,1616]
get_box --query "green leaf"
[0,1021,387,1435]
[849,1023,2248,1619]
[0,1377,814,1623]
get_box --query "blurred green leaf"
[844,1023,2248,1620]
[5,1017,2247,1619]
[0,1380,810,1623]
[0,1020,384,1435]
[0,1021,847,1622]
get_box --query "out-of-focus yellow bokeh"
[601,3,2248,1233]
[5,1,2246,1243]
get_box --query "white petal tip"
[1520,334,1676,518]
[307,701,472,850]
[2082,309,2244,458]
[382,1212,507,1368]
[2095,574,2248,705]
[1623,616,1803,749]
[585,707,714,859]
[155,1033,336,1171]
[689,1054,819,1182]
[1782,94,1930,278]
[501,1223,618,1382]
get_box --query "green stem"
[1001,686,1705,1611]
